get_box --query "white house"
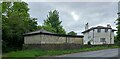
[82,24,116,45]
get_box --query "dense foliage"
[2,2,39,52]
[2,2,67,53]
[67,31,77,35]
[116,18,120,45]
[42,10,66,34]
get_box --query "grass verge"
[3,45,119,57]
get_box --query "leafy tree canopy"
[2,2,39,52]
[67,31,77,35]
[42,10,66,34]
[116,18,120,45]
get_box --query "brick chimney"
[85,23,89,30]
[107,24,111,28]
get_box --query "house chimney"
[107,24,111,28]
[85,23,89,30]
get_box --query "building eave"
[23,29,84,38]
[82,26,116,33]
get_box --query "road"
[56,48,119,57]
[36,48,119,59]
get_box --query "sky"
[23,0,120,2]
[27,2,118,35]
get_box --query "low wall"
[23,44,83,50]
[23,44,116,50]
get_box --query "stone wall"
[23,44,115,50]
[23,44,83,50]
[41,35,66,44]
[24,34,83,44]
[24,35,41,44]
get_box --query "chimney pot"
[85,23,89,30]
[107,24,111,28]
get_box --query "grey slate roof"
[23,29,83,37]
[24,29,54,35]
[82,26,117,33]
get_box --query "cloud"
[70,11,80,21]
[23,0,120,2]
[27,2,118,35]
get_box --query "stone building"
[23,29,83,45]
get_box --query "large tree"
[43,10,66,34]
[116,18,120,45]
[67,31,77,35]
[2,2,38,52]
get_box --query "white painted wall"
[83,29,115,45]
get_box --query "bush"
[116,41,120,46]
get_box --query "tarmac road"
[36,48,119,59]
[56,48,119,57]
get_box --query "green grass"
[3,45,119,57]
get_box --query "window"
[97,29,101,33]
[105,29,108,32]
[100,38,106,42]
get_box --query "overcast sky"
[27,2,118,35]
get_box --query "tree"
[2,2,38,52]
[43,10,66,34]
[116,18,120,45]
[67,31,77,35]
[0,4,2,29]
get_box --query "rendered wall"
[83,29,115,45]
[24,34,83,44]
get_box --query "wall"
[23,44,115,50]
[83,30,94,44]
[67,37,83,44]
[94,29,114,44]
[24,34,83,44]
[40,35,66,44]
[24,35,41,44]
[23,44,82,50]
[83,29,115,45]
